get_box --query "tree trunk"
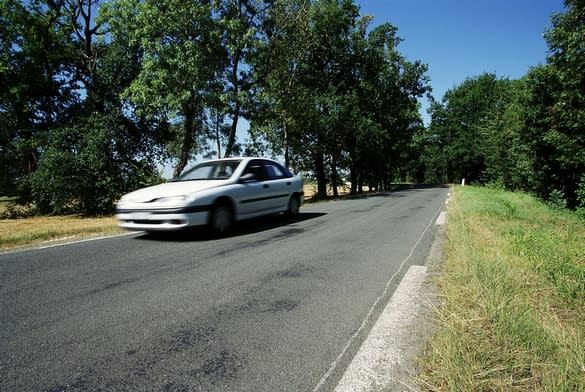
[315,149,327,199]
[173,104,196,177]
[214,112,222,159]
[348,144,358,195]
[224,102,239,158]
[284,122,289,167]
[224,49,242,158]
[331,154,339,197]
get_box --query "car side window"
[243,161,268,181]
[213,163,234,179]
[264,163,285,180]
[266,161,294,179]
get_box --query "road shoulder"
[334,219,445,391]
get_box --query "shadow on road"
[134,212,326,243]
[307,183,449,202]
[134,184,447,243]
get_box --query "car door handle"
[286,182,292,185]
[263,184,269,188]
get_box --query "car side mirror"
[239,173,256,183]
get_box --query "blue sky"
[355,0,566,123]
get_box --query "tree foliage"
[423,0,585,210]
[531,0,585,208]
[1,0,77,198]
[422,74,529,187]
[1,0,168,215]
[251,0,430,198]
[3,0,583,215]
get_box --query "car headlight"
[117,195,132,204]
[155,195,186,205]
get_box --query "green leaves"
[2,0,429,212]
[422,0,585,210]
[424,74,528,187]
[521,1,585,208]
[114,0,220,115]
[30,112,163,215]
[252,0,430,196]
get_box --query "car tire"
[210,203,233,235]
[286,195,300,219]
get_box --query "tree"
[523,0,585,208]
[217,0,276,158]
[29,112,162,215]
[351,23,430,191]
[250,0,313,168]
[0,1,170,214]
[423,73,524,186]
[108,0,225,177]
[0,0,77,198]
[482,78,532,190]
[252,0,429,197]
[253,0,367,198]
[299,0,363,198]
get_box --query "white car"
[116,157,304,234]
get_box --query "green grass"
[420,186,585,391]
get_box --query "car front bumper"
[116,206,211,232]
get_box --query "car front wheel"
[210,204,233,235]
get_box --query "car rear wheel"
[210,204,233,235]
[287,195,300,219]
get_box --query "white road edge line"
[35,232,138,250]
[334,264,428,391]
[312,199,445,392]
[435,211,448,226]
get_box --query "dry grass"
[0,215,123,251]
[303,182,351,199]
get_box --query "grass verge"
[419,186,585,391]
[0,215,123,251]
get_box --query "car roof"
[202,157,279,164]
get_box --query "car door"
[261,160,294,211]
[235,160,277,216]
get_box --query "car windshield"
[173,159,242,181]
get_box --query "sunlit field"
[0,214,122,251]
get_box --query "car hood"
[121,180,228,203]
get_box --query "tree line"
[418,0,585,211]
[1,0,584,216]
[1,0,430,215]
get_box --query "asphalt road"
[0,186,448,392]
